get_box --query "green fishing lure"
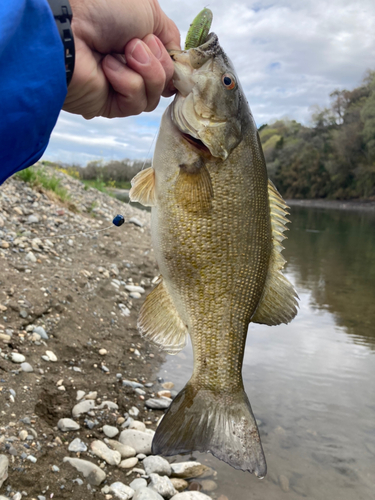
[185,8,213,49]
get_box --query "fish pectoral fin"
[175,162,213,213]
[138,279,188,354]
[251,180,299,326]
[129,167,156,207]
[152,383,267,477]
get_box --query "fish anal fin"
[138,279,187,354]
[175,161,213,213]
[252,180,299,326]
[152,382,267,477]
[129,167,156,207]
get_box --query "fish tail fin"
[152,382,267,477]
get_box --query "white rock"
[106,440,136,458]
[143,456,171,476]
[68,438,87,452]
[108,482,135,500]
[133,488,164,500]
[27,215,39,224]
[99,348,107,356]
[125,285,145,294]
[85,391,97,400]
[26,251,37,263]
[129,406,140,417]
[0,455,9,488]
[18,430,28,441]
[63,457,106,485]
[58,418,80,432]
[103,425,119,438]
[170,462,207,479]
[129,420,146,432]
[145,397,172,410]
[90,440,121,465]
[9,352,26,363]
[33,326,48,339]
[119,457,138,469]
[21,362,33,372]
[149,473,177,499]
[130,292,142,299]
[129,478,148,491]
[72,399,95,417]
[45,350,57,362]
[76,390,86,401]
[119,430,153,455]
[95,401,119,410]
[170,494,212,500]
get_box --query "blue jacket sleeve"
[0,0,67,185]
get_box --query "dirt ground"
[0,169,176,499]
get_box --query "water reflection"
[285,207,375,348]
[157,206,375,500]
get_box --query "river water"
[157,206,375,500]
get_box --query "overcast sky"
[43,0,375,166]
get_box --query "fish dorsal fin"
[175,162,213,213]
[129,167,156,206]
[138,278,188,354]
[251,180,299,326]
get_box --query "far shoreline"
[286,198,375,212]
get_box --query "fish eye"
[222,73,236,90]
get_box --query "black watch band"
[47,0,75,86]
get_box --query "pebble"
[26,251,37,263]
[133,488,164,500]
[161,382,174,390]
[45,350,57,362]
[125,285,145,294]
[123,380,144,389]
[129,478,148,491]
[99,348,107,356]
[170,478,188,492]
[135,388,146,396]
[33,326,48,339]
[119,430,153,455]
[58,418,80,432]
[200,480,217,492]
[27,215,39,224]
[72,399,95,417]
[9,352,26,363]
[20,362,33,372]
[63,457,106,485]
[68,438,88,452]
[149,473,177,499]
[85,391,98,400]
[170,493,212,500]
[27,455,37,463]
[108,482,135,500]
[0,455,9,488]
[279,474,290,492]
[145,397,172,410]
[90,440,121,465]
[171,462,208,479]
[105,440,136,459]
[137,453,147,460]
[119,457,138,469]
[19,430,28,440]
[76,390,86,401]
[103,425,119,438]
[95,401,119,410]
[130,292,142,299]
[143,455,172,476]
[129,406,140,417]
[52,465,60,472]
[129,217,143,227]
[129,420,146,432]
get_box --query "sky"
[43,0,375,166]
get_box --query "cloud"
[43,0,375,164]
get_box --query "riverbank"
[286,198,375,212]
[0,168,220,500]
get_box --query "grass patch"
[15,165,70,203]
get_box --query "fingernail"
[146,35,162,59]
[105,55,122,71]
[131,41,150,64]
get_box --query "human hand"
[63,0,180,119]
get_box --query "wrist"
[47,0,75,86]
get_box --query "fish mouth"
[181,133,211,155]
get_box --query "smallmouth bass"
[130,19,298,478]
